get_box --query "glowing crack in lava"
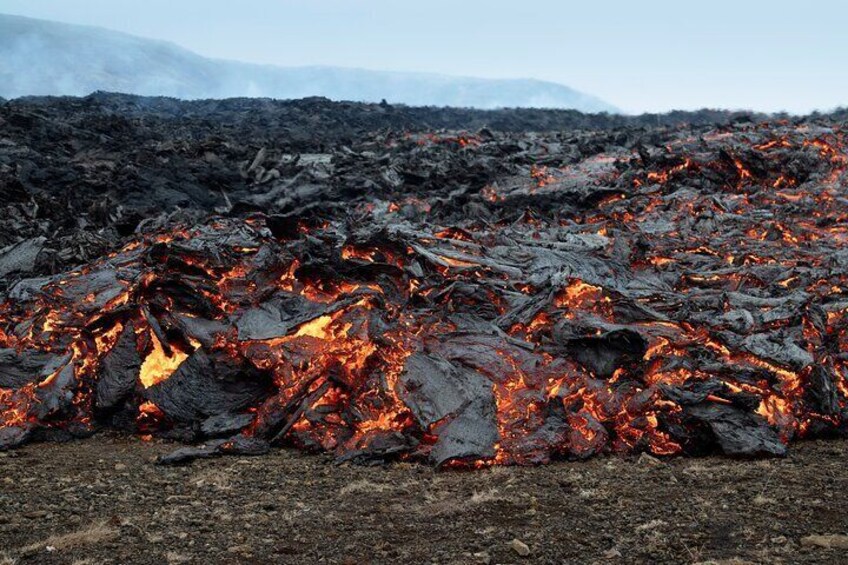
[139,333,189,388]
[1,123,848,467]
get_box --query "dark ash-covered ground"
[2,438,848,564]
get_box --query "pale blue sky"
[2,0,845,113]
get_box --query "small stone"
[604,548,622,558]
[165,552,191,564]
[114,463,127,471]
[638,452,663,467]
[509,538,531,557]
[771,536,787,545]
[753,494,776,505]
[473,551,492,564]
[800,534,848,549]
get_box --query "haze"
[2,0,846,114]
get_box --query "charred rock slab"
[157,436,270,465]
[145,350,273,423]
[96,322,141,411]
[397,353,498,466]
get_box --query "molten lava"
[1,121,848,467]
[139,334,189,388]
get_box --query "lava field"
[1,94,847,467]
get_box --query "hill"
[0,14,618,112]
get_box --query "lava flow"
[2,121,848,468]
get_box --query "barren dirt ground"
[1,437,847,564]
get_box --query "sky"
[1,0,846,114]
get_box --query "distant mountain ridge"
[0,13,619,112]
